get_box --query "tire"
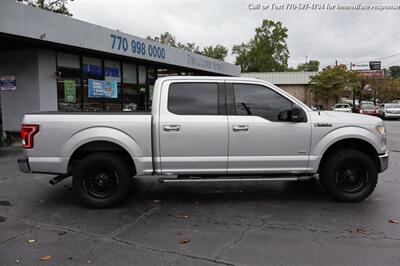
[319,149,378,202]
[72,152,132,208]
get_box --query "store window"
[122,63,138,111]
[147,67,157,111]
[82,57,103,111]
[56,53,82,111]
[104,60,122,111]
[137,65,148,111]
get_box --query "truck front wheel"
[320,149,378,202]
[72,152,132,208]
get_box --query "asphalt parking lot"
[1,121,400,266]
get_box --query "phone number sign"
[110,34,166,60]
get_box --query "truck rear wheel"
[72,152,132,208]
[320,149,378,202]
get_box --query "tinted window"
[362,104,375,110]
[233,84,292,121]
[168,83,218,115]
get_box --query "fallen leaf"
[40,255,52,261]
[153,200,161,203]
[179,238,190,244]
[87,260,93,264]
[178,215,189,219]
[27,239,36,243]
[15,260,20,263]
[356,228,368,235]
[58,231,66,236]
[389,219,399,224]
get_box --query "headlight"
[376,125,385,135]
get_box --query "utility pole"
[350,62,356,109]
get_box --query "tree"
[148,32,228,61]
[232,42,251,71]
[202,45,228,61]
[177,42,201,54]
[147,32,177,47]
[232,19,289,72]
[389,66,400,78]
[297,60,320,72]
[159,32,177,47]
[310,65,360,105]
[16,0,73,16]
[361,76,400,103]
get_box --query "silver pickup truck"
[18,77,389,208]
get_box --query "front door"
[227,83,311,174]
[159,81,228,175]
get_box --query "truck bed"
[22,112,153,174]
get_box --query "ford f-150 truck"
[18,77,389,208]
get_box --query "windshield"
[362,104,375,110]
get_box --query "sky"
[67,0,400,70]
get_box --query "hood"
[315,111,382,125]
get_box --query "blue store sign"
[88,79,118,98]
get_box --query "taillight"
[360,109,363,113]
[21,124,39,149]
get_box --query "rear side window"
[168,83,218,115]
[233,84,292,121]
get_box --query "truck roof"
[156,76,274,86]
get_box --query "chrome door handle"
[232,125,249,132]
[163,124,181,131]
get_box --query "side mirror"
[290,106,306,122]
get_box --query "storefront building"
[0,1,240,133]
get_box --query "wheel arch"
[67,140,136,176]
[62,127,142,175]
[318,138,380,173]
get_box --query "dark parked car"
[357,103,379,116]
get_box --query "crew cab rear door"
[158,80,228,175]
[226,82,312,174]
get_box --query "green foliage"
[361,76,400,103]
[310,65,360,103]
[202,45,228,61]
[16,0,73,16]
[177,42,201,54]
[297,60,320,71]
[159,32,177,47]
[232,42,251,71]
[148,32,228,61]
[232,19,289,72]
[389,66,400,78]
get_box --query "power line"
[352,53,400,65]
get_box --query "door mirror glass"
[290,105,306,122]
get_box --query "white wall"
[0,49,57,132]
[38,50,57,111]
